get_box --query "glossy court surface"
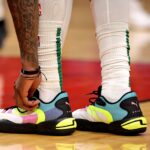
[0,0,150,150]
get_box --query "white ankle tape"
[38,22,62,48]
[97,23,131,102]
[96,22,129,53]
[37,0,72,102]
[38,22,62,90]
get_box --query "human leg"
[0,0,76,135]
[73,0,147,135]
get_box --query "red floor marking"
[0,56,150,110]
[0,74,4,106]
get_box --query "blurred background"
[0,0,150,109]
[1,0,150,62]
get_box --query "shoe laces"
[88,86,102,105]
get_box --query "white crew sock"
[62,0,73,47]
[91,0,131,102]
[38,0,73,102]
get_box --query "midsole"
[0,117,76,132]
[76,116,147,131]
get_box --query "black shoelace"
[88,86,102,105]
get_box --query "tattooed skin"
[7,0,39,70]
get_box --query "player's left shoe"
[0,91,76,135]
[73,87,147,135]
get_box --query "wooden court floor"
[0,1,150,149]
[0,103,149,150]
[0,122,149,150]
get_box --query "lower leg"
[73,0,147,135]
[38,0,73,102]
[91,0,131,102]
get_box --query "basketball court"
[0,1,150,149]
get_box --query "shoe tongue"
[97,86,102,97]
[96,96,106,106]
[32,90,40,100]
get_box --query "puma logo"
[131,101,138,108]
[65,102,70,106]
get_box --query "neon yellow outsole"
[121,117,147,130]
[56,118,77,130]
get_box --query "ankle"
[102,86,131,103]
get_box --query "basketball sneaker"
[73,87,147,135]
[0,91,76,135]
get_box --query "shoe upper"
[94,91,143,122]
[37,91,72,121]
[73,87,143,123]
[0,91,72,124]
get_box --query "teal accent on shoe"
[40,92,68,111]
[95,102,128,121]
[95,92,136,121]
[121,92,137,101]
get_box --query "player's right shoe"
[0,91,76,135]
[73,87,147,135]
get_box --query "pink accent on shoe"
[22,114,38,124]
